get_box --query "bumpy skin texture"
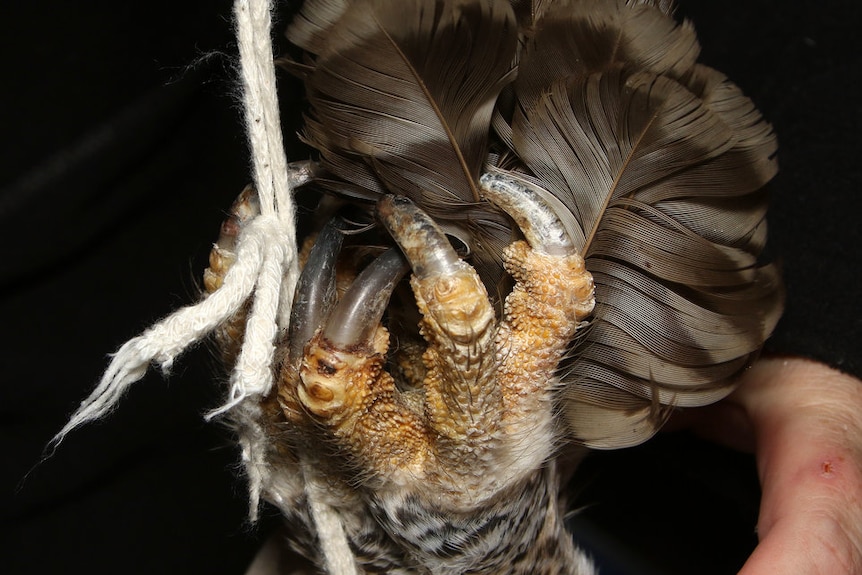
[205,188,597,574]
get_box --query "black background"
[2,1,859,573]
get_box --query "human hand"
[685,358,862,574]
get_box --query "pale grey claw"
[376,195,461,280]
[288,218,345,364]
[479,169,574,256]
[321,248,409,349]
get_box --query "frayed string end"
[52,213,286,447]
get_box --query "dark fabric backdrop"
[2,1,859,574]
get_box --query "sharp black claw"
[288,217,346,365]
[321,248,409,349]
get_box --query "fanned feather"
[286,0,352,54]
[298,0,520,288]
[286,0,783,449]
[514,0,699,111]
[506,4,781,446]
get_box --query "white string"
[232,6,354,572]
[234,0,301,329]
[54,2,356,572]
[53,0,300,441]
[303,462,361,575]
[234,0,292,222]
[205,221,287,419]
[52,1,300,444]
[233,401,271,522]
[52,221,267,445]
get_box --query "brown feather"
[285,0,351,54]
[285,0,783,449]
[513,0,700,110]
[502,2,781,446]
[297,0,520,289]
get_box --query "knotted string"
[54,0,296,441]
[52,2,356,571]
[52,0,355,573]
[54,0,298,487]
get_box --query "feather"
[513,0,700,111]
[285,0,352,54]
[508,0,675,29]
[286,0,783,449]
[505,4,781,447]
[296,0,520,290]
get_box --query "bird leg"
[288,185,595,490]
[205,172,597,573]
[273,177,595,572]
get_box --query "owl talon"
[479,169,575,256]
[224,185,598,571]
[293,246,417,461]
[287,217,345,365]
[377,194,496,345]
[202,186,263,367]
[320,248,409,349]
[376,194,462,279]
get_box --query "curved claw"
[479,169,574,256]
[376,195,461,280]
[203,185,261,293]
[297,248,411,428]
[288,217,346,365]
[286,159,321,188]
[321,248,409,349]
